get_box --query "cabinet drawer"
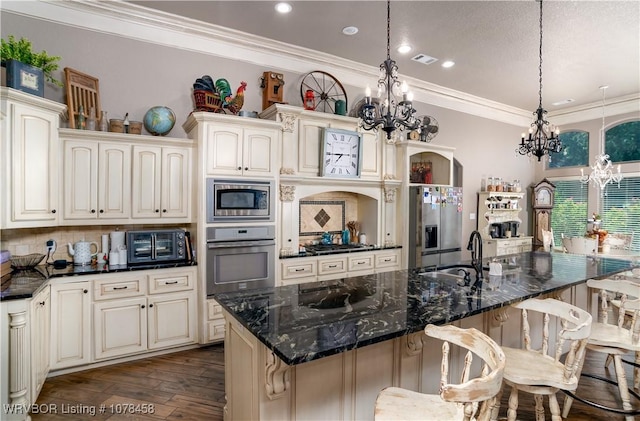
[94,276,146,301]
[207,299,224,321]
[148,270,194,294]
[318,257,347,276]
[348,255,374,272]
[207,319,226,342]
[281,260,317,280]
[375,251,400,269]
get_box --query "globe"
[143,106,176,136]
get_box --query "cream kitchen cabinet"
[50,280,91,370]
[93,267,196,360]
[483,236,533,258]
[62,139,131,221]
[1,88,66,228]
[30,285,50,403]
[204,299,226,343]
[131,145,191,220]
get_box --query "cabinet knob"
[91,209,96,214]
[162,209,167,213]
[288,239,292,242]
[155,209,160,213]
[244,167,248,171]
[99,209,104,214]
[149,304,154,308]
[141,305,145,309]
[39,301,46,306]
[51,209,56,214]
[83,289,88,294]
[237,166,242,170]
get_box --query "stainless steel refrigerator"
[409,185,463,269]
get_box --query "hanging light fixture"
[359,0,426,140]
[517,0,562,162]
[580,85,623,190]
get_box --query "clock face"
[321,128,362,178]
[536,188,551,206]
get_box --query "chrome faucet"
[467,230,484,281]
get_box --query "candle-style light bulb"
[407,92,414,102]
[401,81,408,93]
[365,86,371,98]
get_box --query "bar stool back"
[374,324,506,421]
[489,298,592,421]
[562,278,640,421]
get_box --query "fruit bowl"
[10,253,46,270]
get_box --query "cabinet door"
[360,131,381,179]
[205,126,243,176]
[30,286,50,401]
[98,142,131,219]
[161,147,190,218]
[50,281,91,370]
[148,292,196,349]
[243,128,276,176]
[131,145,162,219]
[298,119,329,175]
[94,297,147,359]
[63,140,99,220]
[8,103,60,226]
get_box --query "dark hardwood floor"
[32,344,637,420]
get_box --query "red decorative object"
[303,89,316,110]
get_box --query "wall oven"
[206,225,276,296]
[206,178,274,223]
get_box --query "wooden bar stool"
[563,278,640,421]
[374,324,506,421]
[489,298,592,421]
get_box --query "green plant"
[1,35,62,87]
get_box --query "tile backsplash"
[1,224,195,261]
[299,192,359,244]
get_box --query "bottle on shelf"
[123,112,130,134]
[99,111,109,131]
[86,107,96,131]
[76,105,86,130]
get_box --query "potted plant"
[1,35,62,96]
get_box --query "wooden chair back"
[587,278,640,338]
[513,298,592,383]
[424,324,506,420]
[64,67,101,129]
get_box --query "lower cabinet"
[50,280,91,370]
[93,268,197,360]
[30,285,50,402]
[280,249,401,285]
[205,299,226,343]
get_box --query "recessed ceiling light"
[275,2,292,14]
[552,99,575,106]
[397,44,412,54]
[441,60,455,68]
[342,26,359,36]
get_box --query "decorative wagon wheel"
[299,71,347,114]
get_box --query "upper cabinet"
[1,88,66,228]
[396,141,455,186]
[259,104,382,180]
[183,112,281,178]
[59,129,194,225]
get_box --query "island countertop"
[215,251,637,366]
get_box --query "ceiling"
[128,1,639,112]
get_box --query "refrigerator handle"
[151,234,156,260]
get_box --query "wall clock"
[532,179,556,249]
[320,128,362,178]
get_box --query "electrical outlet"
[46,239,57,255]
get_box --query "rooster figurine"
[225,81,247,115]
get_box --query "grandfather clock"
[532,179,556,249]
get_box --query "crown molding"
[547,93,640,126]
[4,1,637,128]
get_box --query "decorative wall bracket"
[279,185,296,202]
[404,331,424,356]
[265,350,291,400]
[491,307,510,327]
[278,112,296,133]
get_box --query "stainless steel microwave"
[206,179,274,222]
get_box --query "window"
[605,121,640,163]
[548,131,589,168]
[550,180,588,246]
[601,176,640,251]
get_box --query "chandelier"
[517,0,562,162]
[580,85,623,190]
[359,0,426,140]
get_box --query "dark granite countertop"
[215,252,637,366]
[0,261,197,301]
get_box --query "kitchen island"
[215,252,636,420]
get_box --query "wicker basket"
[10,253,46,270]
[193,90,223,112]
